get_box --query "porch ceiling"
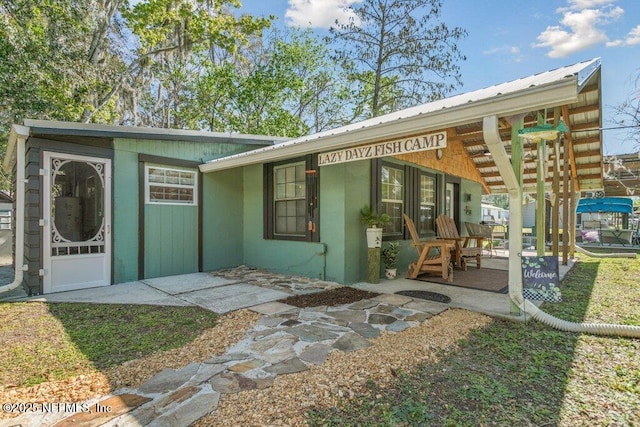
[450,70,604,193]
[455,70,603,195]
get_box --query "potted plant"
[360,205,391,248]
[381,241,400,279]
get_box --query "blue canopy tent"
[577,197,637,246]
[576,197,633,214]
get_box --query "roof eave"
[200,77,580,173]
[2,124,30,173]
[22,119,285,146]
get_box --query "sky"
[240,0,640,155]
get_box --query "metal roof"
[200,58,604,195]
[21,119,287,145]
[3,120,286,172]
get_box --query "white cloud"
[565,0,615,9]
[556,0,615,14]
[625,25,640,45]
[481,45,523,63]
[533,2,626,57]
[534,9,609,57]
[285,0,361,28]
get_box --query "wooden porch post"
[562,137,570,265]
[552,139,560,257]
[536,141,546,256]
[569,181,576,259]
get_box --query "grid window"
[145,166,197,205]
[274,162,306,236]
[374,160,439,240]
[419,174,436,235]
[381,164,404,235]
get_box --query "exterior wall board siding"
[113,138,259,283]
[394,137,486,188]
[112,149,140,284]
[322,161,371,283]
[23,145,42,294]
[144,204,198,278]
[242,164,327,280]
[201,169,244,271]
[460,180,483,230]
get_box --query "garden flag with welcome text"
[521,256,562,302]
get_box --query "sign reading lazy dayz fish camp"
[318,131,447,166]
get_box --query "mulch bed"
[280,287,381,308]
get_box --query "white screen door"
[43,152,111,293]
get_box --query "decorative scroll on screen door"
[50,157,106,256]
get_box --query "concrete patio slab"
[23,281,192,306]
[142,272,238,295]
[178,283,290,314]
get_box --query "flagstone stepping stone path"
[7,270,451,427]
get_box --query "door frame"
[42,151,112,293]
[444,176,461,232]
[137,154,203,280]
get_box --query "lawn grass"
[0,303,219,388]
[307,255,640,426]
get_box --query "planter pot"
[366,227,383,248]
[384,268,397,280]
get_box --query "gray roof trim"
[577,58,601,91]
[22,119,287,146]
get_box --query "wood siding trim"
[393,137,489,193]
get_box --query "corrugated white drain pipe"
[574,245,636,259]
[0,126,28,295]
[513,292,640,338]
[483,116,640,338]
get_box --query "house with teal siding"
[2,121,285,295]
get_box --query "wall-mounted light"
[464,205,472,215]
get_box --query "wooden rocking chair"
[436,214,483,270]
[403,214,453,280]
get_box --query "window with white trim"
[145,166,198,205]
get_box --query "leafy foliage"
[610,68,640,150]
[330,0,467,119]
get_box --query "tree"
[0,0,126,130]
[119,0,272,128]
[226,27,352,136]
[0,1,357,141]
[177,27,352,136]
[330,0,467,119]
[611,69,640,150]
